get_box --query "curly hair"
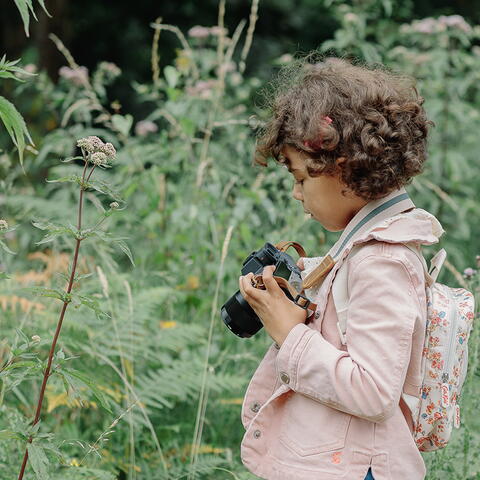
[253,53,435,200]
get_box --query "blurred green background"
[0,1,479,479]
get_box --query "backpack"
[331,241,475,452]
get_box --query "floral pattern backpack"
[332,242,475,452]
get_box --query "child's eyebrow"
[280,156,302,174]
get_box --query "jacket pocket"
[279,392,351,456]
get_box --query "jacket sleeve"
[275,253,422,423]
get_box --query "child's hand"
[239,265,307,347]
[297,258,305,271]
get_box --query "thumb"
[297,257,305,271]
[262,265,281,291]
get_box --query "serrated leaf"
[46,174,83,185]
[32,220,79,244]
[27,443,50,480]
[85,179,123,201]
[15,328,30,344]
[61,368,112,413]
[72,293,110,320]
[114,239,135,267]
[24,286,68,302]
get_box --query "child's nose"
[292,184,303,202]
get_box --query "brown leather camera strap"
[274,241,307,258]
[251,274,318,312]
[275,240,333,291]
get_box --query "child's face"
[281,145,369,232]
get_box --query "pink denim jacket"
[240,207,444,480]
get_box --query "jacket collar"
[351,207,445,246]
[326,187,444,260]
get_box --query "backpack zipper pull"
[454,404,461,428]
[441,373,450,408]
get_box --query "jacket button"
[250,402,261,413]
[274,342,280,349]
[253,430,261,439]
[280,371,290,384]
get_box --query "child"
[238,55,444,480]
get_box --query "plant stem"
[17,161,89,480]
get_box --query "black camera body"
[221,242,304,338]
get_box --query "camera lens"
[221,290,263,338]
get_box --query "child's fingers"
[239,273,260,302]
[297,257,305,271]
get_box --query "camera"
[221,242,305,338]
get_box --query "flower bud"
[31,335,41,343]
[463,268,477,279]
[0,219,8,230]
[109,201,119,209]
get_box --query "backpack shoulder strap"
[331,244,362,345]
[331,241,443,345]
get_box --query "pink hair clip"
[303,116,333,150]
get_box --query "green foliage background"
[0,0,479,479]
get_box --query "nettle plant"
[0,135,134,479]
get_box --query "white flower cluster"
[98,61,121,80]
[135,120,158,137]
[59,66,89,86]
[76,136,116,166]
[0,219,8,230]
[401,15,472,35]
[188,25,228,38]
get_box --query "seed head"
[0,219,8,230]
[91,152,108,166]
[77,135,105,154]
[101,142,116,160]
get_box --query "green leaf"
[61,368,112,413]
[14,0,36,37]
[71,293,110,320]
[111,114,133,136]
[32,220,79,244]
[84,178,123,201]
[0,239,16,255]
[13,0,51,37]
[85,231,134,266]
[0,271,10,280]
[0,95,33,169]
[113,239,135,267]
[24,286,69,302]
[0,56,37,82]
[27,443,50,480]
[164,65,179,88]
[46,174,84,185]
[0,429,22,440]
